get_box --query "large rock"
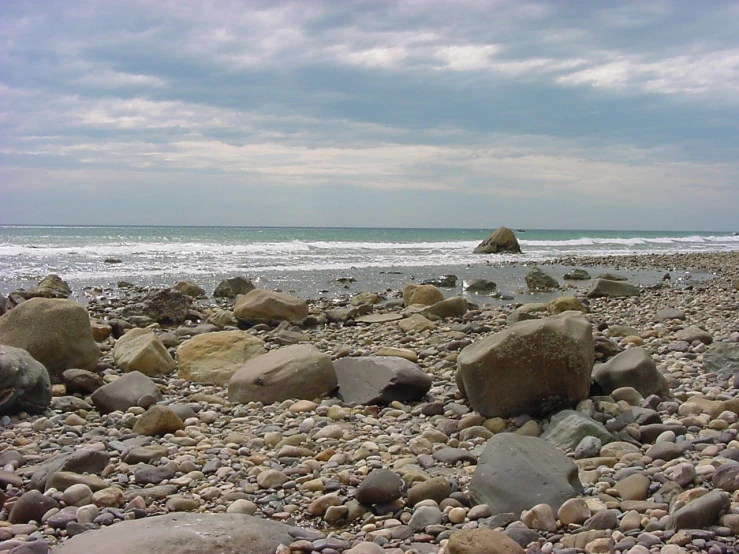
[422,296,468,319]
[0,345,51,415]
[30,449,110,491]
[456,313,594,418]
[113,328,175,376]
[334,356,432,405]
[139,288,191,325]
[173,281,206,298]
[213,276,255,298]
[234,289,308,324]
[177,331,266,385]
[52,513,294,554]
[541,410,613,451]
[91,371,163,414]
[525,268,559,291]
[592,347,670,397]
[703,342,739,376]
[469,434,583,515]
[587,279,640,298]
[0,297,99,382]
[403,284,444,307]
[474,227,521,254]
[668,490,730,531]
[15,274,72,299]
[464,279,498,294]
[228,344,337,405]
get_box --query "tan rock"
[398,314,436,333]
[558,497,591,525]
[176,330,265,385]
[375,347,418,362]
[613,473,650,501]
[403,284,443,307]
[446,528,524,554]
[132,405,184,436]
[548,296,586,314]
[233,289,308,323]
[113,328,175,376]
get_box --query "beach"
[0,250,738,553]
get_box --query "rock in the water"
[355,469,405,505]
[173,281,206,298]
[0,345,51,415]
[30,449,110,491]
[113,328,175,376]
[132,405,185,436]
[213,276,255,298]
[233,289,308,324]
[563,269,591,281]
[91,371,163,414]
[541,410,613,451]
[52,513,294,554]
[525,268,559,291]
[228,344,337,404]
[669,490,730,531]
[592,347,670,397]
[15,274,72,299]
[464,279,497,294]
[468,433,583,516]
[0,297,99,381]
[456,313,594,418]
[702,342,739,375]
[587,279,640,298]
[334,356,432,405]
[473,227,522,254]
[403,284,444,307]
[177,330,266,385]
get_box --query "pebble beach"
[1,250,739,554]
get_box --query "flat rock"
[334,356,432,405]
[587,279,640,298]
[30,449,110,492]
[91,371,162,414]
[355,313,403,324]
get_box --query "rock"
[0,298,99,381]
[464,279,497,294]
[206,309,238,328]
[712,465,739,492]
[30,449,110,491]
[592,347,670,397]
[656,308,686,321]
[403,284,444,307]
[406,477,451,507]
[356,313,404,324]
[141,288,191,325]
[563,269,591,281]
[446,528,525,554]
[675,327,712,345]
[123,445,169,464]
[506,311,540,326]
[177,331,266,385]
[645,442,689,462]
[521,503,556,532]
[228,344,337,405]
[398,314,436,332]
[456,313,594,418]
[213,276,255,298]
[422,275,458,288]
[47,471,108,492]
[334,356,432,405]
[0,345,51,415]
[62,368,104,394]
[409,505,443,530]
[525,268,559,291]
[113,328,175,376]
[52,513,294,554]
[587,279,640,298]
[558,497,591,525]
[8,490,60,524]
[132,405,185,436]
[669,490,730,531]
[233,289,308,324]
[548,296,586,314]
[541,410,613,451]
[468,434,583,515]
[575,436,603,459]
[356,469,405,505]
[422,296,468,318]
[473,227,522,254]
[63,483,94,506]
[702,342,739,376]
[613,473,650,501]
[172,281,205,297]
[134,465,175,485]
[90,371,162,414]
[16,274,72,299]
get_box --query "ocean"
[1,226,738,305]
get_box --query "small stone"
[558,497,591,525]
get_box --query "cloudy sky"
[1,1,738,230]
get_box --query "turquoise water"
[1,226,736,300]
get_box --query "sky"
[1,1,738,230]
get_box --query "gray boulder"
[469,434,583,515]
[0,297,99,382]
[52,513,294,554]
[525,268,559,291]
[335,356,432,405]
[213,276,255,298]
[228,344,337,405]
[90,371,163,414]
[587,279,639,298]
[474,227,521,254]
[456,313,594,418]
[668,490,730,531]
[421,296,468,319]
[541,410,613,451]
[592,347,670,397]
[0,345,51,415]
[703,342,739,376]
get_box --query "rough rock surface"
[213,276,255,298]
[473,227,521,254]
[334,356,432,405]
[177,330,266,385]
[0,345,51,415]
[456,313,594,417]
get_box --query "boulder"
[233,289,308,324]
[213,276,255,298]
[334,356,432,405]
[703,342,739,376]
[525,268,559,291]
[0,297,99,382]
[90,371,163,414]
[9,490,60,524]
[468,434,583,515]
[592,347,670,397]
[548,296,586,315]
[422,296,468,319]
[587,279,639,298]
[133,405,185,436]
[456,313,594,418]
[228,344,337,405]
[52,513,294,554]
[464,279,498,294]
[541,410,613,451]
[15,274,72,299]
[113,328,175,376]
[62,368,104,394]
[0,345,51,415]
[177,331,266,385]
[474,227,522,254]
[173,281,206,298]
[30,449,110,492]
[138,288,191,325]
[403,284,444,307]
[563,269,591,281]
[668,490,730,531]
